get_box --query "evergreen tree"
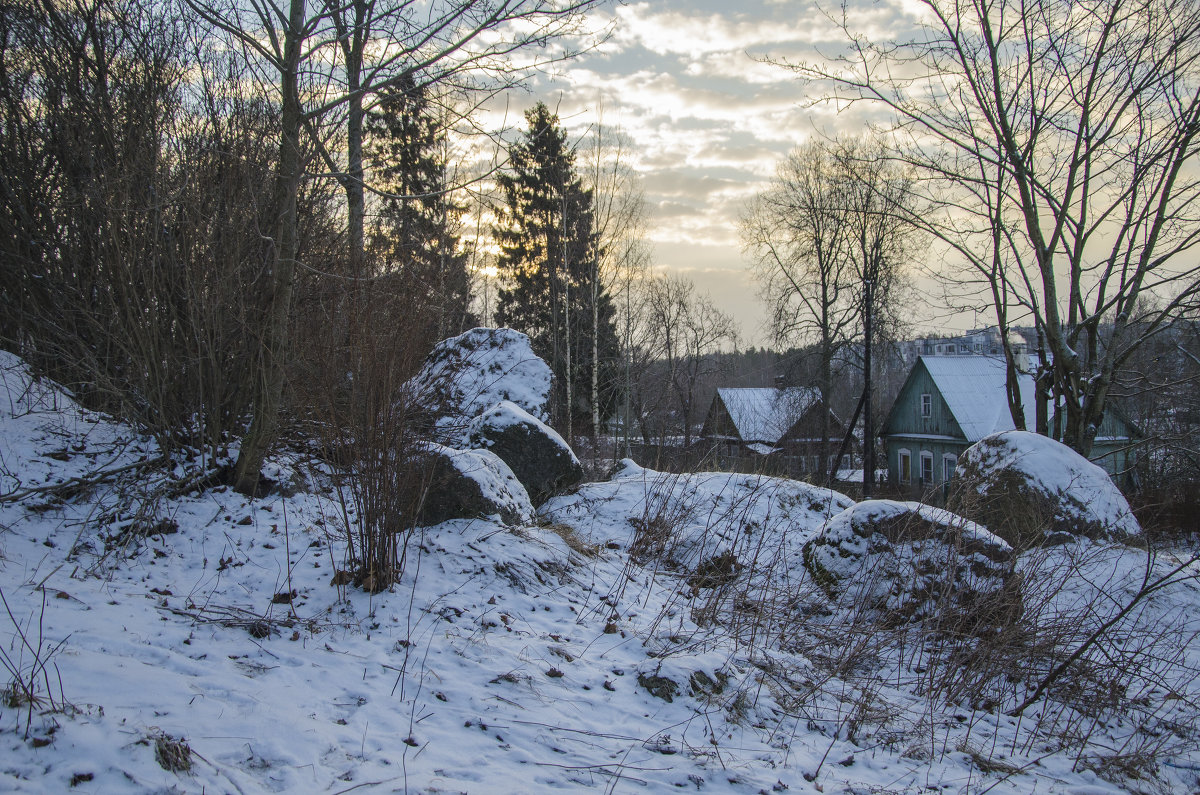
[366,75,472,347]
[495,103,619,437]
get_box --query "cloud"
[607,3,845,58]
[483,0,929,344]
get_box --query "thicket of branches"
[0,0,598,462]
[0,0,604,586]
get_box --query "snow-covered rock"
[803,500,1019,629]
[951,430,1140,547]
[415,443,533,526]
[544,459,854,584]
[408,327,553,443]
[467,400,582,505]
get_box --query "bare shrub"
[0,589,71,739]
[0,1,347,474]
[295,261,441,593]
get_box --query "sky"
[505,0,933,348]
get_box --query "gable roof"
[714,387,820,445]
[916,355,1036,442]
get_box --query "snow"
[958,430,1140,537]
[409,328,553,441]
[1,353,1198,794]
[543,459,854,577]
[920,355,1037,442]
[712,387,818,445]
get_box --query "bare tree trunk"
[820,327,833,485]
[592,276,600,469]
[564,270,573,445]
[233,0,305,495]
[335,0,367,274]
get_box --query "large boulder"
[802,500,1019,630]
[408,328,553,443]
[467,401,583,505]
[415,444,533,527]
[950,430,1139,548]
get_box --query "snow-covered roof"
[716,387,819,445]
[920,356,1036,442]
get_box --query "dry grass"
[621,467,1200,790]
[152,731,192,773]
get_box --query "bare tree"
[644,275,740,448]
[583,111,650,463]
[742,136,918,491]
[780,0,1200,457]
[184,0,603,493]
[742,142,859,480]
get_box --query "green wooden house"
[880,356,1139,496]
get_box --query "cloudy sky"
[508,0,932,346]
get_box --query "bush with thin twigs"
[0,4,322,464]
[0,588,72,739]
[296,270,442,594]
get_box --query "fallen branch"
[0,454,170,504]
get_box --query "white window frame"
[898,448,912,484]
[920,451,934,485]
[920,393,932,418]
[943,454,957,483]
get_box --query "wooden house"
[700,387,854,476]
[880,356,1139,495]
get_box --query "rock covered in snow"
[408,328,553,442]
[467,401,582,506]
[950,430,1139,547]
[803,500,1019,629]
[544,459,854,580]
[414,444,533,527]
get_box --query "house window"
[943,454,957,483]
[898,449,911,484]
[920,393,932,418]
[920,451,934,484]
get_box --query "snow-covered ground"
[2,351,1199,794]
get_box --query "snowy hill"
[2,350,1199,794]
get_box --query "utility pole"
[862,277,875,498]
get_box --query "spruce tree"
[366,75,472,348]
[495,103,619,438]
